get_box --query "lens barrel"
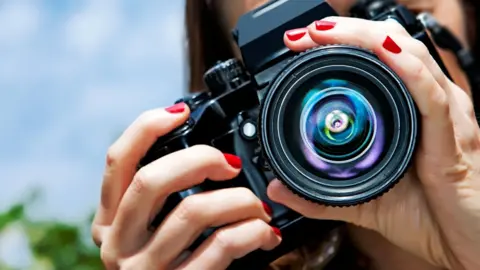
[260,46,418,206]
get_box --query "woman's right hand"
[91,103,281,270]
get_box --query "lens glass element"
[260,47,417,205]
[286,78,389,180]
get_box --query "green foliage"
[0,204,25,232]
[0,199,102,270]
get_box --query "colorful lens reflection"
[299,79,385,179]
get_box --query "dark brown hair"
[185,0,234,92]
[464,0,479,55]
[183,1,478,269]
[185,0,480,93]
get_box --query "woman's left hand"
[326,0,470,93]
[267,17,480,270]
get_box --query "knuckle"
[455,123,479,150]
[235,187,259,205]
[410,59,428,81]
[384,20,407,34]
[430,88,450,115]
[458,136,471,150]
[137,110,161,136]
[212,229,236,254]
[442,153,471,182]
[411,39,430,62]
[463,100,476,118]
[91,225,103,247]
[130,169,151,194]
[175,195,201,222]
[106,145,121,167]
[421,79,450,116]
[454,87,475,116]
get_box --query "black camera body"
[140,0,448,269]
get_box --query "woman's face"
[210,0,469,92]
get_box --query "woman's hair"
[183,0,479,269]
[184,3,337,269]
[464,0,480,56]
[185,0,234,92]
[185,0,480,93]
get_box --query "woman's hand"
[327,0,465,44]
[91,104,281,270]
[327,0,470,92]
[267,17,480,270]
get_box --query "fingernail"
[223,153,242,169]
[262,202,273,217]
[272,227,282,237]
[315,20,336,31]
[165,103,185,113]
[382,36,402,54]
[286,28,307,41]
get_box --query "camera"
[139,0,449,268]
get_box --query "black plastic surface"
[138,1,450,268]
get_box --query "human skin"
[217,0,480,269]
[269,11,480,270]
[212,0,470,94]
[91,0,480,269]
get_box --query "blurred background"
[0,0,186,269]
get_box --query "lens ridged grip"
[257,45,418,207]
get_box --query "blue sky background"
[0,0,186,224]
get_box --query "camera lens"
[299,81,384,179]
[260,46,417,206]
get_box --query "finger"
[378,41,459,170]
[141,188,273,269]
[267,180,375,226]
[389,36,476,147]
[284,28,317,49]
[285,17,449,91]
[284,17,406,52]
[93,104,189,241]
[389,33,450,91]
[449,84,480,151]
[176,219,281,270]
[286,17,459,166]
[103,145,242,257]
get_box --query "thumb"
[267,180,377,228]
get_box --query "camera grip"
[229,115,293,222]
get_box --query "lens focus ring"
[259,45,418,206]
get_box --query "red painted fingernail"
[315,20,336,31]
[286,28,307,41]
[272,227,282,237]
[262,202,273,217]
[382,36,402,54]
[223,153,242,169]
[165,103,185,113]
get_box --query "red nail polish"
[286,29,306,41]
[272,227,282,237]
[382,36,402,54]
[315,20,336,31]
[165,103,185,113]
[223,153,242,169]
[262,202,273,217]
